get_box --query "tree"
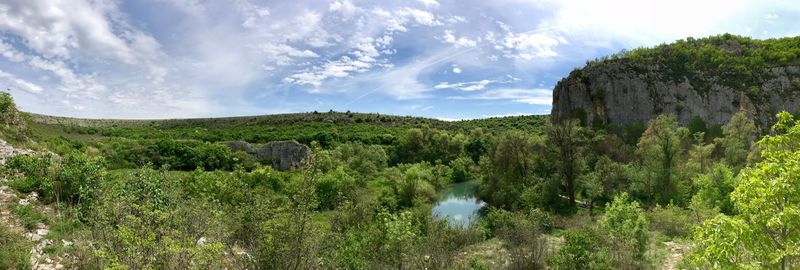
[686,132,716,176]
[548,119,589,206]
[599,193,648,268]
[691,163,735,215]
[580,156,625,214]
[717,111,757,170]
[687,112,800,269]
[479,132,544,209]
[636,114,689,205]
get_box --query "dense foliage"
[2,91,798,269]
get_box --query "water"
[431,181,486,228]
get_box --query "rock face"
[229,140,311,171]
[257,141,311,170]
[551,60,800,129]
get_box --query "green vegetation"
[0,223,31,270]
[1,90,798,268]
[587,34,800,99]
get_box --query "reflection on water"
[431,181,485,228]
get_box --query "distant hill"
[551,34,800,129]
[25,111,548,145]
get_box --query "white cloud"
[284,37,390,88]
[417,0,440,8]
[330,0,359,18]
[442,30,477,48]
[529,0,792,47]
[375,7,443,32]
[452,66,462,73]
[435,79,494,91]
[0,69,43,93]
[284,6,445,90]
[0,0,161,64]
[489,22,567,60]
[238,1,270,28]
[0,41,24,62]
[452,88,552,105]
[260,43,319,66]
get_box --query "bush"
[315,166,357,210]
[548,228,612,270]
[599,193,649,268]
[0,223,31,270]
[5,153,54,195]
[647,203,693,238]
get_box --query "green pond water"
[431,181,485,228]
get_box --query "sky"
[0,0,799,120]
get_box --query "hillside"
[25,111,548,145]
[551,34,800,129]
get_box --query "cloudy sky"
[0,0,798,119]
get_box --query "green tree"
[687,132,716,175]
[717,111,757,170]
[687,112,800,269]
[691,162,736,214]
[635,114,689,205]
[479,132,546,209]
[548,119,589,206]
[600,193,649,268]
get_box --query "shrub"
[0,223,31,270]
[5,153,54,195]
[647,203,693,238]
[548,228,612,270]
[599,193,649,268]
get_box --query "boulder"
[256,140,311,171]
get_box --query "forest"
[1,86,798,269]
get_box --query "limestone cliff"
[551,35,800,129]
[228,140,311,171]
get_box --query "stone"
[256,141,311,171]
[551,61,800,129]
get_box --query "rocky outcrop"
[551,61,800,128]
[228,140,311,171]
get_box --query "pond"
[431,180,486,228]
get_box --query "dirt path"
[0,139,65,270]
[662,241,690,270]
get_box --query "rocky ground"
[0,139,66,270]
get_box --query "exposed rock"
[0,138,33,164]
[227,140,311,171]
[227,140,255,154]
[256,141,311,171]
[551,58,800,129]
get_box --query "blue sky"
[0,0,798,119]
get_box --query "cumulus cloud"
[417,0,440,8]
[0,0,161,64]
[442,30,477,48]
